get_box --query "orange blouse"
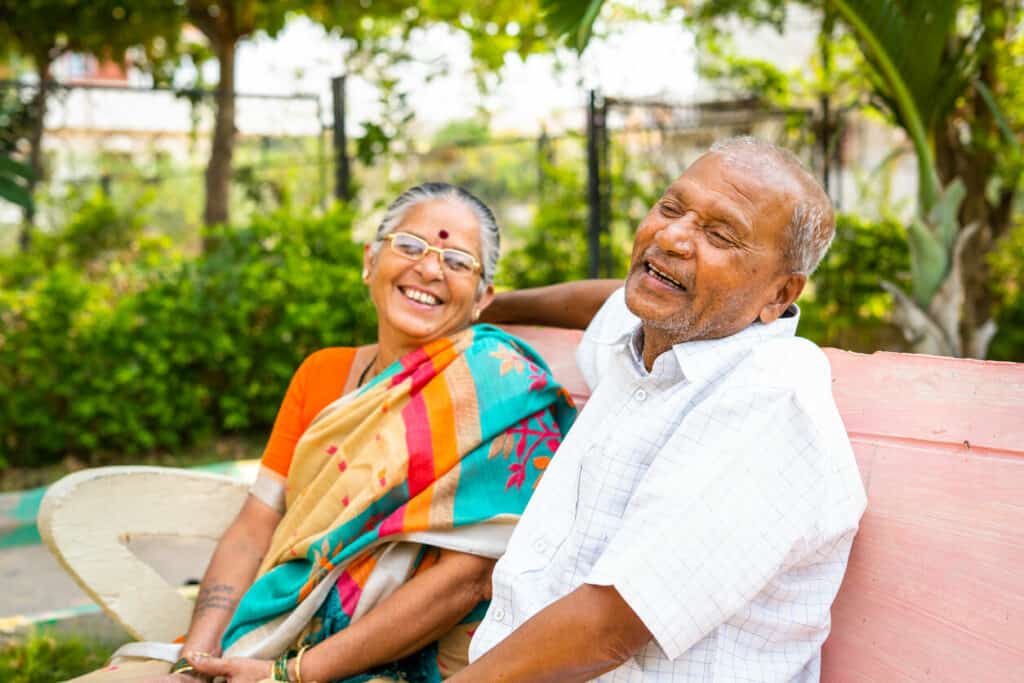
[259,347,358,481]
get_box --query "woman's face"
[363,198,494,351]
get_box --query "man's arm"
[480,280,622,329]
[449,584,651,683]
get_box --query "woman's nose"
[656,219,697,259]
[414,249,445,279]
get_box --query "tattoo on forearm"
[194,583,238,616]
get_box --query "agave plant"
[542,0,1021,357]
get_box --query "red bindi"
[438,229,449,239]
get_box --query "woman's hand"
[186,653,274,682]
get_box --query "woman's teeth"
[402,287,440,305]
[646,262,684,289]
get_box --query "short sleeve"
[576,287,638,391]
[251,348,356,511]
[585,388,838,660]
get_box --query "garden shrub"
[0,630,110,683]
[0,207,376,468]
[796,213,910,352]
[988,218,1024,362]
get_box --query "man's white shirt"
[470,288,867,681]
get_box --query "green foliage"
[0,154,34,212]
[497,143,646,288]
[498,161,593,288]
[541,0,605,52]
[0,208,376,468]
[988,219,1024,362]
[0,190,149,289]
[797,213,910,352]
[0,631,110,683]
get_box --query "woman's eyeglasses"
[383,232,482,275]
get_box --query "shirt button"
[633,388,647,401]
[492,608,506,622]
[533,538,546,553]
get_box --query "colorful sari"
[221,325,576,680]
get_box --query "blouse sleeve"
[250,348,356,512]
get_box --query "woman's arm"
[190,548,495,682]
[480,279,622,329]
[179,495,282,657]
[300,548,495,681]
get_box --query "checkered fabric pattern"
[470,288,867,681]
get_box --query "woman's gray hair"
[709,137,835,275]
[370,182,500,289]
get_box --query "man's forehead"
[670,151,804,202]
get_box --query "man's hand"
[185,653,274,682]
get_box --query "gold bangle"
[295,645,311,683]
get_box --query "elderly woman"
[71,183,575,683]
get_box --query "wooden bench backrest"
[504,326,1024,682]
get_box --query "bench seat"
[39,326,1024,680]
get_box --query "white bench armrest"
[38,466,248,641]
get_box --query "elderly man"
[462,137,867,682]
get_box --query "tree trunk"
[203,35,237,236]
[932,1,1015,359]
[20,56,51,252]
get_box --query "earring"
[362,268,369,280]
[472,309,480,321]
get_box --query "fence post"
[331,75,351,202]
[586,89,604,278]
[537,127,551,197]
[820,94,831,196]
[599,97,612,277]
[316,97,327,210]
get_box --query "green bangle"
[273,651,292,681]
[170,657,194,674]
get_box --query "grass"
[0,630,112,683]
[0,433,265,492]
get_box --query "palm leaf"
[541,0,605,53]
[0,153,34,212]
[0,155,35,182]
[975,79,1022,156]
[829,0,965,211]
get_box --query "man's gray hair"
[709,137,835,275]
[371,182,500,288]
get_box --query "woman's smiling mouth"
[399,286,442,306]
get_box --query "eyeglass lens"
[390,233,477,273]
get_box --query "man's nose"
[656,218,697,259]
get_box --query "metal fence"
[2,78,895,276]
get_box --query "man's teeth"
[403,288,440,305]
[646,262,684,289]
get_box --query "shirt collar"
[618,305,801,384]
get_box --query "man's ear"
[758,272,806,324]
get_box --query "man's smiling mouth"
[645,261,685,290]
[399,286,441,305]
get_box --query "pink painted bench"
[39,326,1023,679]
[507,326,1024,682]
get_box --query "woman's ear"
[758,272,806,324]
[362,244,374,282]
[474,284,496,321]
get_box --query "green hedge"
[0,208,376,468]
